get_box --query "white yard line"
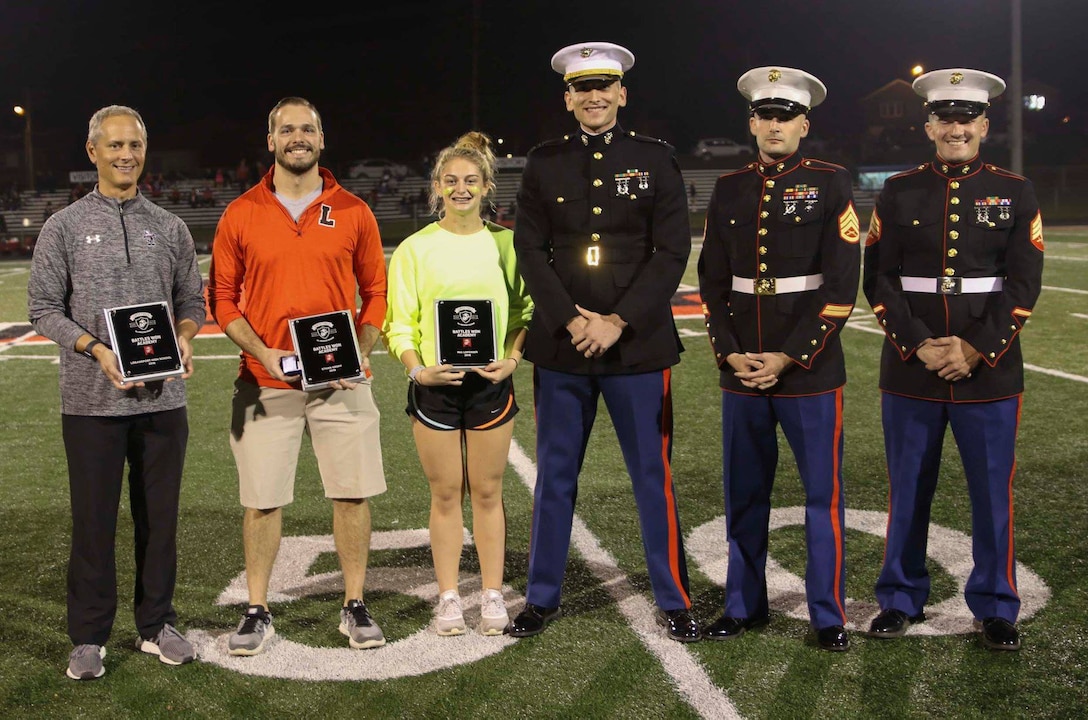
[1022,364,1088,383]
[507,440,742,720]
[1042,285,1088,295]
[677,311,1088,384]
[845,317,1088,383]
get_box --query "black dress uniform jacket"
[513,126,691,374]
[698,152,861,395]
[863,156,1045,401]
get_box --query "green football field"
[0,228,1085,718]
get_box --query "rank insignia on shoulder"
[1030,210,1044,251]
[839,204,860,243]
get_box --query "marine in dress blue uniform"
[508,42,699,642]
[698,66,860,651]
[863,68,1044,651]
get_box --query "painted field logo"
[686,507,1050,635]
[192,508,1050,683]
[190,529,516,680]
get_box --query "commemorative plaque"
[102,301,184,382]
[287,309,365,391]
[434,299,497,368]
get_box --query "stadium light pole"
[471,0,480,129]
[13,104,35,193]
[1010,0,1023,174]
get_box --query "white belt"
[900,276,1003,295]
[732,273,823,296]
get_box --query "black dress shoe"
[867,608,926,639]
[816,625,850,651]
[703,614,769,641]
[505,603,560,637]
[657,608,701,643]
[976,617,1020,651]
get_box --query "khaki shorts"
[229,379,386,509]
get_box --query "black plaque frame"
[102,301,184,382]
[287,309,365,391]
[434,299,498,368]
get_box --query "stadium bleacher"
[1,168,875,258]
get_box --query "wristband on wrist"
[408,365,425,384]
[81,339,102,359]
[509,356,520,368]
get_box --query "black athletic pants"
[61,408,187,645]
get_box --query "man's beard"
[277,146,319,175]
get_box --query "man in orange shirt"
[209,97,388,655]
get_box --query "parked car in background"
[348,158,410,179]
[693,138,753,160]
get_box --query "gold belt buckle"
[586,246,600,266]
[939,277,961,295]
[754,277,776,295]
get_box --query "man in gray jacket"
[28,105,206,680]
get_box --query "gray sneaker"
[137,623,195,665]
[339,599,386,649]
[66,644,105,680]
[228,605,275,656]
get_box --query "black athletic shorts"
[406,372,518,431]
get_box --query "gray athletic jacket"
[28,187,206,416]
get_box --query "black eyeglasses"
[569,78,618,93]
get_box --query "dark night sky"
[1,0,1085,174]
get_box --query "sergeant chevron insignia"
[839,204,860,243]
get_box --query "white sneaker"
[435,590,466,636]
[479,588,509,636]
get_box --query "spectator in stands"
[235,158,251,191]
[27,104,203,680]
[6,185,23,210]
[215,168,225,188]
[382,131,532,636]
[1,210,16,255]
[42,202,54,222]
